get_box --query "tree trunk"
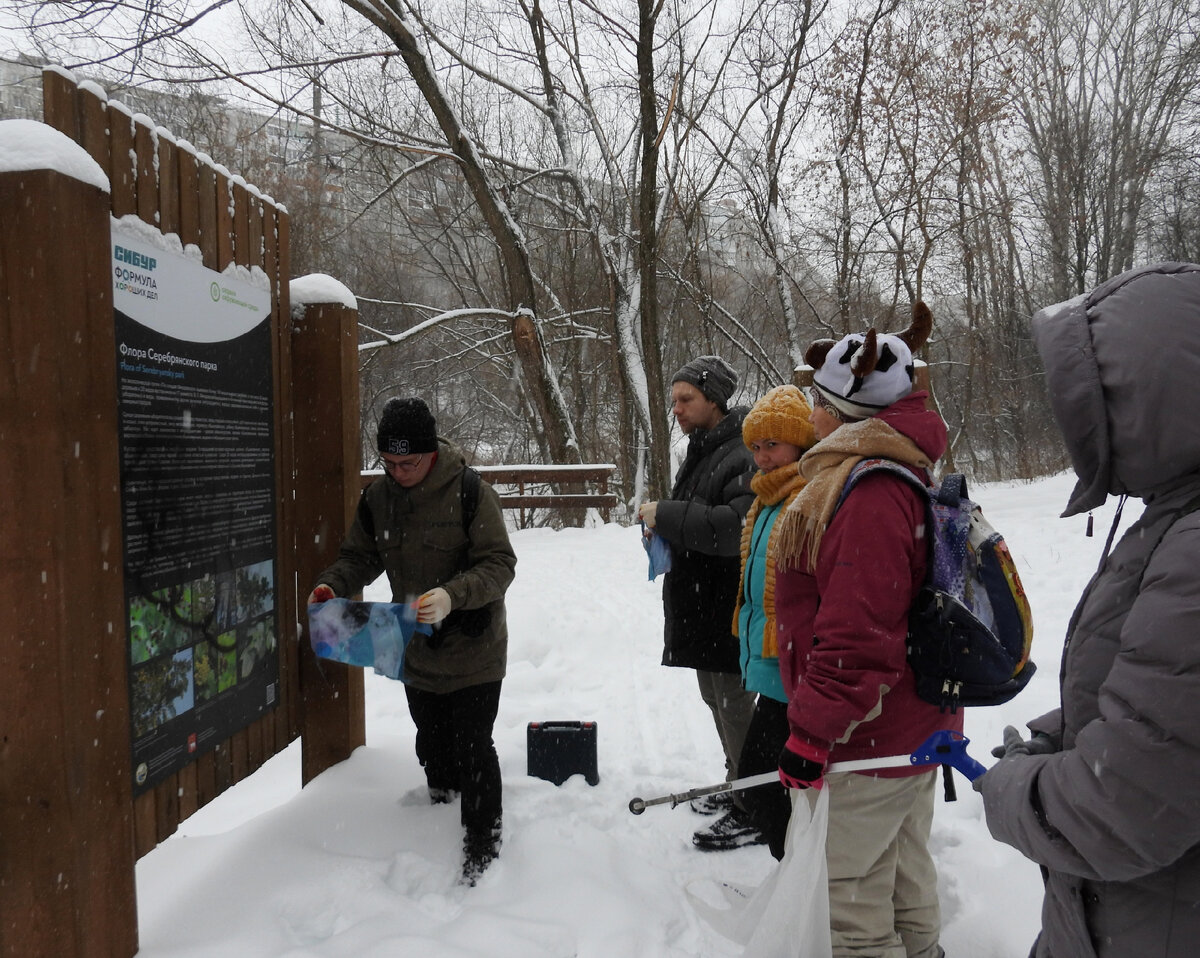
[636,0,671,497]
[347,0,580,463]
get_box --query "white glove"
[416,587,452,624]
[638,501,659,529]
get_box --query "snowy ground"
[135,470,1132,958]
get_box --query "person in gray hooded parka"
[978,261,1200,958]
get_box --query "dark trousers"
[405,680,503,841]
[734,694,792,860]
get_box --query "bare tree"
[671,0,834,372]
[336,0,582,463]
[1018,0,1200,297]
[14,0,1188,490]
[820,0,903,324]
[11,0,584,465]
[634,0,671,495]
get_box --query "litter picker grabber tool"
[627,729,984,814]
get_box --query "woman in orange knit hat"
[694,385,816,855]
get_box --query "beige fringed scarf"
[773,418,933,571]
[732,461,808,659]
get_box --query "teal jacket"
[737,501,787,702]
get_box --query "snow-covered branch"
[358,306,515,353]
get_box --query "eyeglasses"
[809,386,844,422]
[380,454,426,474]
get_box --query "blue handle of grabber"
[911,729,987,782]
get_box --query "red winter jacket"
[775,394,963,775]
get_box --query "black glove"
[778,738,826,790]
[991,725,1056,760]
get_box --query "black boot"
[460,824,502,886]
[691,807,766,851]
[689,790,734,815]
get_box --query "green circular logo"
[210,281,221,302]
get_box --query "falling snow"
[133,472,1134,958]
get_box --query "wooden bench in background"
[361,463,619,527]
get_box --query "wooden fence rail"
[361,463,618,525]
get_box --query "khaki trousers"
[802,769,942,958]
[695,668,756,784]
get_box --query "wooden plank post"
[290,299,366,785]
[0,161,138,953]
[270,209,299,758]
[32,65,302,873]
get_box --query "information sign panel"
[112,224,279,794]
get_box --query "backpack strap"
[460,466,482,535]
[933,473,968,509]
[836,458,941,568]
[362,469,480,537]
[835,458,965,800]
[836,458,932,513]
[356,482,378,538]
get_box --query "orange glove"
[308,584,335,606]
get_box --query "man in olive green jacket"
[309,397,516,886]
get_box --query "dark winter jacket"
[316,439,517,694]
[979,262,1200,958]
[654,406,755,672]
[774,393,963,773]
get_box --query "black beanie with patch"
[377,397,438,455]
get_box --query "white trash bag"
[737,786,831,957]
[688,787,831,958]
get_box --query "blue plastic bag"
[641,522,672,580]
[308,598,433,681]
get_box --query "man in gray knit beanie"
[637,355,761,851]
[670,355,738,414]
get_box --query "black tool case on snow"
[526,720,599,786]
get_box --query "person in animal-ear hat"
[771,302,960,958]
[804,305,928,434]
